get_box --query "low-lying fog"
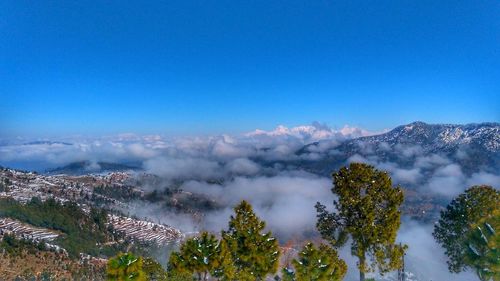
[1,123,497,280]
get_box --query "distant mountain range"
[295,121,500,177]
[47,161,141,175]
[353,121,499,152]
[44,122,499,178]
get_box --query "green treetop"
[287,242,347,281]
[106,252,147,281]
[222,200,280,281]
[168,231,234,280]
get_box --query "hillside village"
[0,167,184,260]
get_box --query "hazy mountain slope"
[295,121,500,177]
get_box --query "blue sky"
[1,0,499,137]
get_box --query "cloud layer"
[0,123,374,172]
[1,123,498,281]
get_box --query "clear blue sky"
[1,0,499,137]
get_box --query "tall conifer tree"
[222,200,280,281]
[433,185,499,281]
[316,163,406,281]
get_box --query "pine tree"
[142,257,168,281]
[433,185,499,281]
[106,252,147,281]
[168,232,233,280]
[222,200,280,281]
[316,163,406,281]
[212,238,237,280]
[290,243,347,281]
[465,214,499,281]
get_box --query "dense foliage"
[433,185,499,281]
[316,163,406,281]
[222,200,281,281]
[168,232,233,280]
[0,197,123,258]
[107,252,147,281]
[0,233,48,255]
[167,200,280,281]
[107,253,179,281]
[284,242,347,281]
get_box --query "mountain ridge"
[295,121,500,177]
[37,122,500,178]
[357,121,500,152]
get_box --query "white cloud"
[143,157,222,180]
[181,173,333,240]
[225,158,260,176]
[396,221,476,281]
[391,167,422,184]
[466,172,500,187]
[424,164,466,197]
